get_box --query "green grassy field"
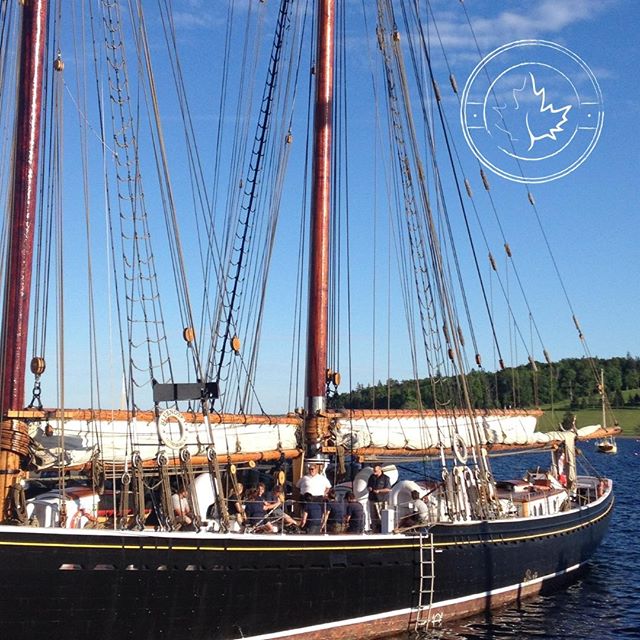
[537,407,640,435]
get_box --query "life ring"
[157,408,187,449]
[453,434,468,465]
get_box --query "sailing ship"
[0,1,616,639]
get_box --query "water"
[392,438,640,640]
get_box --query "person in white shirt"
[296,464,331,499]
[172,487,193,527]
[395,490,429,531]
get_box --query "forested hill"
[333,355,640,411]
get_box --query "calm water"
[392,438,640,640]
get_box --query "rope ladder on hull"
[411,529,436,635]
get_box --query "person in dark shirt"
[244,487,275,533]
[256,482,268,501]
[344,491,364,534]
[264,485,298,529]
[367,464,391,533]
[300,492,325,534]
[243,488,262,524]
[324,489,346,534]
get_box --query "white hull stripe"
[247,561,583,640]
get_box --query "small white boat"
[596,437,617,454]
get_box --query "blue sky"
[160,0,639,412]
[3,1,637,414]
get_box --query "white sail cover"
[28,415,300,469]
[27,409,598,469]
[334,413,538,450]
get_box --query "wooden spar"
[69,449,302,474]
[7,408,302,424]
[329,426,623,461]
[0,0,49,519]
[335,408,543,419]
[304,0,335,455]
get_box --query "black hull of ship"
[0,489,612,640]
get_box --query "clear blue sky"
[164,0,639,412]
[14,1,637,413]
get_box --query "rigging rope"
[207,0,294,402]
[288,1,314,411]
[99,0,174,414]
[423,0,549,366]
[456,0,610,398]
[376,0,496,517]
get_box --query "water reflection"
[387,438,640,640]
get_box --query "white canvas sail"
[27,413,301,469]
[334,412,538,450]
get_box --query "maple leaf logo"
[522,72,572,150]
[491,73,573,154]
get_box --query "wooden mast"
[304,0,335,457]
[600,369,606,432]
[0,0,49,518]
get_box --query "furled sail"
[332,411,614,457]
[19,406,609,469]
[333,410,538,450]
[17,410,301,470]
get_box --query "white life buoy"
[157,408,187,449]
[453,434,468,464]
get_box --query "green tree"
[612,389,625,408]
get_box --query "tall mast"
[304,0,335,456]
[0,0,49,515]
[600,368,606,431]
